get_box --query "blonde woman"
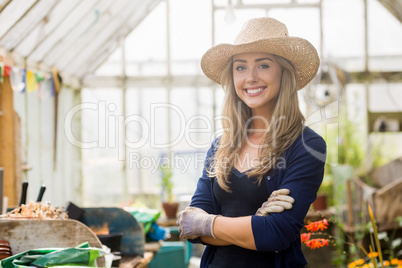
[177,17,326,268]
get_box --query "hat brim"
[201,37,319,90]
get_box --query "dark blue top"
[210,169,274,267]
[188,126,327,268]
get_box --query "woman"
[177,17,326,268]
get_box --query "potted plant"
[160,164,179,219]
[313,178,333,211]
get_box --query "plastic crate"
[149,241,186,268]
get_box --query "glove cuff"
[209,215,218,239]
[194,213,218,238]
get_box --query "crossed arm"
[179,134,327,251]
[200,216,255,249]
[177,189,294,250]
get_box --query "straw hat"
[201,17,320,90]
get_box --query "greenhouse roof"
[0,0,160,80]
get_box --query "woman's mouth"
[244,87,266,96]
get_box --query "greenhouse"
[0,0,401,267]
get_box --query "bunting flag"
[50,73,55,96]
[21,69,26,93]
[0,63,16,84]
[26,70,38,92]
[34,71,45,97]
[52,67,61,93]
[10,67,24,92]
[4,65,11,77]
[0,62,4,83]
[1,64,61,96]
[35,71,45,83]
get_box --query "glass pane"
[95,1,167,76]
[368,0,402,71]
[322,0,365,71]
[137,62,168,76]
[170,0,212,62]
[171,61,201,76]
[96,1,167,77]
[98,51,169,77]
[81,88,125,206]
[214,85,225,135]
[269,8,320,51]
[125,3,167,62]
[169,88,198,149]
[126,88,141,194]
[214,8,267,44]
[94,48,123,76]
[136,88,168,193]
[197,87,216,145]
[213,0,230,7]
[168,87,213,195]
[369,83,402,112]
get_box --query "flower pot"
[312,194,328,211]
[162,202,179,219]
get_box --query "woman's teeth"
[246,87,264,94]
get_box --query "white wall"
[14,82,82,207]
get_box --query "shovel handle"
[36,185,46,202]
[19,181,28,206]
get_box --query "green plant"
[160,164,174,203]
[317,177,333,201]
[338,117,365,171]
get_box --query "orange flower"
[305,219,329,232]
[300,232,311,243]
[348,259,367,268]
[367,252,378,258]
[356,259,365,265]
[304,238,329,249]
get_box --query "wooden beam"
[82,74,216,88]
[377,0,402,24]
[0,76,17,206]
[348,71,402,83]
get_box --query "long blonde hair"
[208,55,305,192]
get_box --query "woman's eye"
[234,66,246,71]
[259,64,269,69]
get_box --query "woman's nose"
[246,69,258,83]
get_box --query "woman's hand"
[177,207,218,239]
[255,188,295,216]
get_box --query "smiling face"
[233,52,282,116]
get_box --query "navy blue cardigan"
[189,126,327,268]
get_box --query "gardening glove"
[177,207,218,240]
[256,188,295,216]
